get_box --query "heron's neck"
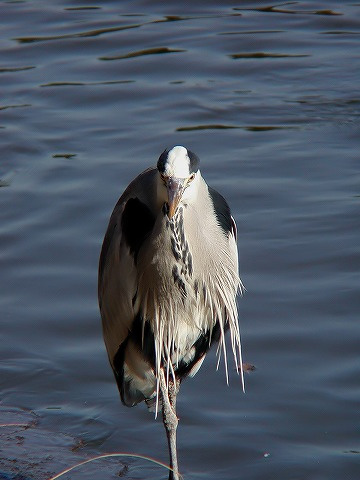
[167,206,193,280]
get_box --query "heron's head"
[157,146,200,219]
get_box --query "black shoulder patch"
[208,186,233,234]
[157,148,170,173]
[187,149,200,173]
[121,198,155,261]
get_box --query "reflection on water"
[1,1,359,479]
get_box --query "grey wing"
[98,168,157,406]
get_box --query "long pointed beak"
[167,178,186,219]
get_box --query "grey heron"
[98,146,244,480]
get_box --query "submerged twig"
[47,452,177,480]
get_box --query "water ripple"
[229,52,310,59]
[0,66,35,72]
[40,80,134,87]
[176,124,298,132]
[218,30,284,36]
[99,47,186,61]
[234,3,343,15]
[13,13,241,45]
[64,6,102,10]
[0,104,31,111]
[13,23,142,44]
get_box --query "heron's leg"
[159,368,180,480]
[168,375,180,411]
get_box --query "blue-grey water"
[1,1,359,479]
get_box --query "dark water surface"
[1,1,359,479]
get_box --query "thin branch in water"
[46,452,182,480]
